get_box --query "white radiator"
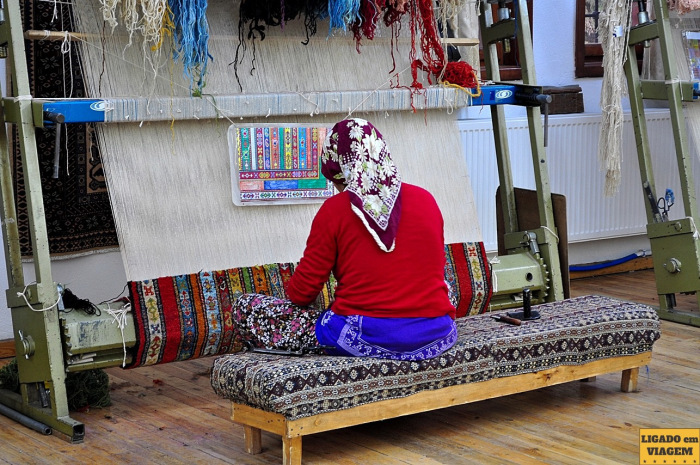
[459,109,699,252]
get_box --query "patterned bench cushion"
[127,242,492,368]
[210,295,660,420]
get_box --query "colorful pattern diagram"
[229,124,335,205]
[685,31,700,80]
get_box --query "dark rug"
[13,0,118,258]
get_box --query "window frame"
[575,0,644,78]
[479,1,534,81]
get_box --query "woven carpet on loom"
[127,242,492,368]
[12,0,118,257]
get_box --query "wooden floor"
[0,269,698,464]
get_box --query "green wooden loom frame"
[625,0,700,327]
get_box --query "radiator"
[459,109,699,252]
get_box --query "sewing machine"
[0,0,562,441]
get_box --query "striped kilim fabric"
[128,242,492,367]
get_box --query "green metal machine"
[481,0,565,310]
[624,0,700,327]
[0,0,562,441]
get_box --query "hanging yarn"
[435,0,471,23]
[352,0,387,42]
[668,0,700,14]
[234,0,327,90]
[409,0,448,88]
[169,0,211,94]
[598,0,633,196]
[98,0,169,77]
[329,0,361,32]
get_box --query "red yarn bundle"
[441,61,479,89]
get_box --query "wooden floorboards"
[0,269,698,464]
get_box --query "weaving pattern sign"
[230,125,334,205]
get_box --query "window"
[576,0,645,78]
[479,1,534,81]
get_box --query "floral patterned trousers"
[232,293,323,351]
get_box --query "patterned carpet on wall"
[12,0,118,258]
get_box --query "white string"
[346,64,412,118]
[598,0,634,196]
[105,302,131,367]
[15,283,62,312]
[61,32,74,98]
[541,225,560,243]
[687,216,700,240]
[50,0,59,22]
[488,255,500,293]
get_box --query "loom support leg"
[0,0,84,441]
[480,0,565,303]
[624,0,700,327]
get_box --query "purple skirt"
[315,310,457,361]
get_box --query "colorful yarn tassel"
[169,0,211,94]
[352,0,387,41]
[328,0,361,32]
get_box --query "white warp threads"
[72,0,482,281]
[105,302,131,367]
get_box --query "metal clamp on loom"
[514,87,552,147]
[44,111,65,179]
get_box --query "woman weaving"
[234,118,456,360]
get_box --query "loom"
[620,0,700,327]
[0,0,563,441]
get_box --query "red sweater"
[286,183,455,319]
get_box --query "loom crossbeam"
[19,85,534,127]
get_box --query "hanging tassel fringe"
[170,0,211,94]
[598,0,633,196]
[329,0,361,32]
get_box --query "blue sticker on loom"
[264,180,299,190]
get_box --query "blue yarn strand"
[170,0,211,94]
[328,0,360,33]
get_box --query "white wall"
[460,0,662,268]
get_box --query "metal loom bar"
[23,85,522,126]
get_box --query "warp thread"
[96,1,479,94]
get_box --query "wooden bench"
[210,295,660,465]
